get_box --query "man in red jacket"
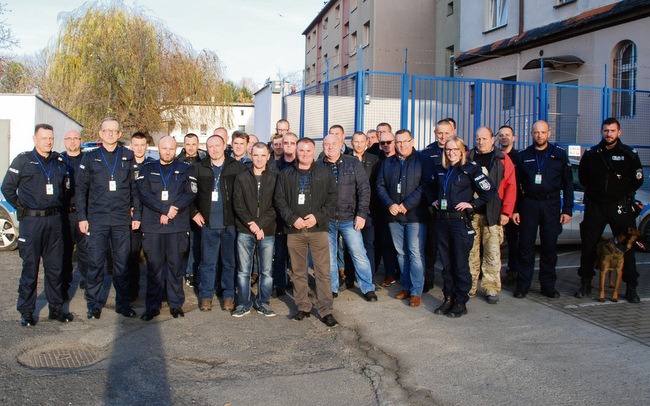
[466,126,516,304]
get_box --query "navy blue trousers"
[436,218,475,304]
[142,231,189,310]
[85,224,131,311]
[16,215,64,313]
[62,210,88,293]
[516,197,563,291]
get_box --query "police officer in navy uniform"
[60,129,89,298]
[575,117,643,302]
[513,120,573,299]
[127,132,156,301]
[77,117,142,319]
[431,135,495,318]
[2,123,73,326]
[137,136,197,321]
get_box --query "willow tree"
[39,1,231,138]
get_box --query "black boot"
[625,286,640,303]
[445,302,468,318]
[434,297,454,315]
[574,278,592,298]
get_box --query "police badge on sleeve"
[479,178,491,191]
[191,181,198,193]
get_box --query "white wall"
[0,94,81,163]
[254,83,287,142]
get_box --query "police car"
[0,191,18,251]
[557,160,650,244]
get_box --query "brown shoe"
[409,295,421,307]
[222,298,235,311]
[381,276,397,287]
[395,289,411,300]
[200,299,212,311]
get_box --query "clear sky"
[1,0,326,88]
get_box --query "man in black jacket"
[177,132,206,288]
[190,134,247,312]
[231,143,278,318]
[575,117,643,302]
[274,138,339,327]
[319,133,377,301]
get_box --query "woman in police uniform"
[431,136,495,318]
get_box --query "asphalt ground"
[0,245,648,405]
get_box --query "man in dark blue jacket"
[77,118,142,319]
[376,129,433,307]
[319,133,377,301]
[60,129,88,299]
[137,136,196,320]
[513,120,573,299]
[2,124,72,326]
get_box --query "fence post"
[400,73,409,131]
[299,90,305,139]
[323,58,329,138]
[355,45,364,132]
[472,80,483,138]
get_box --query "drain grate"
[18,347,104,369]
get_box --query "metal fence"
[284,71,650,161]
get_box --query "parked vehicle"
[0,191,18,251]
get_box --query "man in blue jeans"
[190,134,247,312]
[231,142,278,317]
[319,132,377,301]
[376,129,432,307]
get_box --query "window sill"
[483,23,507,34]
[351,6,358,13]
[554,0,577,8]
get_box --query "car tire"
[0,209,18,251]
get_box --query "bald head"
[323,133,342,162]
[159,136,177,164]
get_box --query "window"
[363,21,370,47]
[447,1,454,15]
[307,35,311,49]
[334,45,340,66]
[351,0,357,11]
[502,75,516,110]
[240,109,244,116]
[446,46,455,77]
[613,41,637,118]
[323,17,328,37]
[200,124,207,135]
[333,84,339,97]
[344,22,349,36]
[238,125,245,132]
[335,4,340,26]
[555,0,576,6]
[323,54,328,74]
[487,0,507,30]
[350,31,358,54]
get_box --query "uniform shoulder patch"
[8,167,19,174]
[479,179,491,190]
[191,182,198,193]
[637,168,643,180]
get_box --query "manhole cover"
[18,346,104,369]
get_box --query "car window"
[570,165,585,192]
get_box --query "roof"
[0,93,83,127]
[455,0,650,67]
[302,0,335,36]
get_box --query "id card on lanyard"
[212,164,222,202]
[298,171,310,205]
[100,147,120,192]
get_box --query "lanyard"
[158,161,176,190]
[32,151,53,182]
[299,171,310,193]
[442,166,454,198]
[329,161,339,182]
[212,164,223,191]
[398,158,405,183]
[535,148,550,174]
[100,146,120,180]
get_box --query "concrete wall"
[435,0,461,77]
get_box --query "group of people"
[2,114,643,328]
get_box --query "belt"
[523,191,560,201]
[24,208,60,217]
[436,211,467,220]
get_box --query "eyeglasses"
[396,139,412,145]
[379,141,393,146]
[101,129,120,135]
[64,137,81,141]
[445,148,461,152]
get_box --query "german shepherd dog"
[595,227,640,302]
